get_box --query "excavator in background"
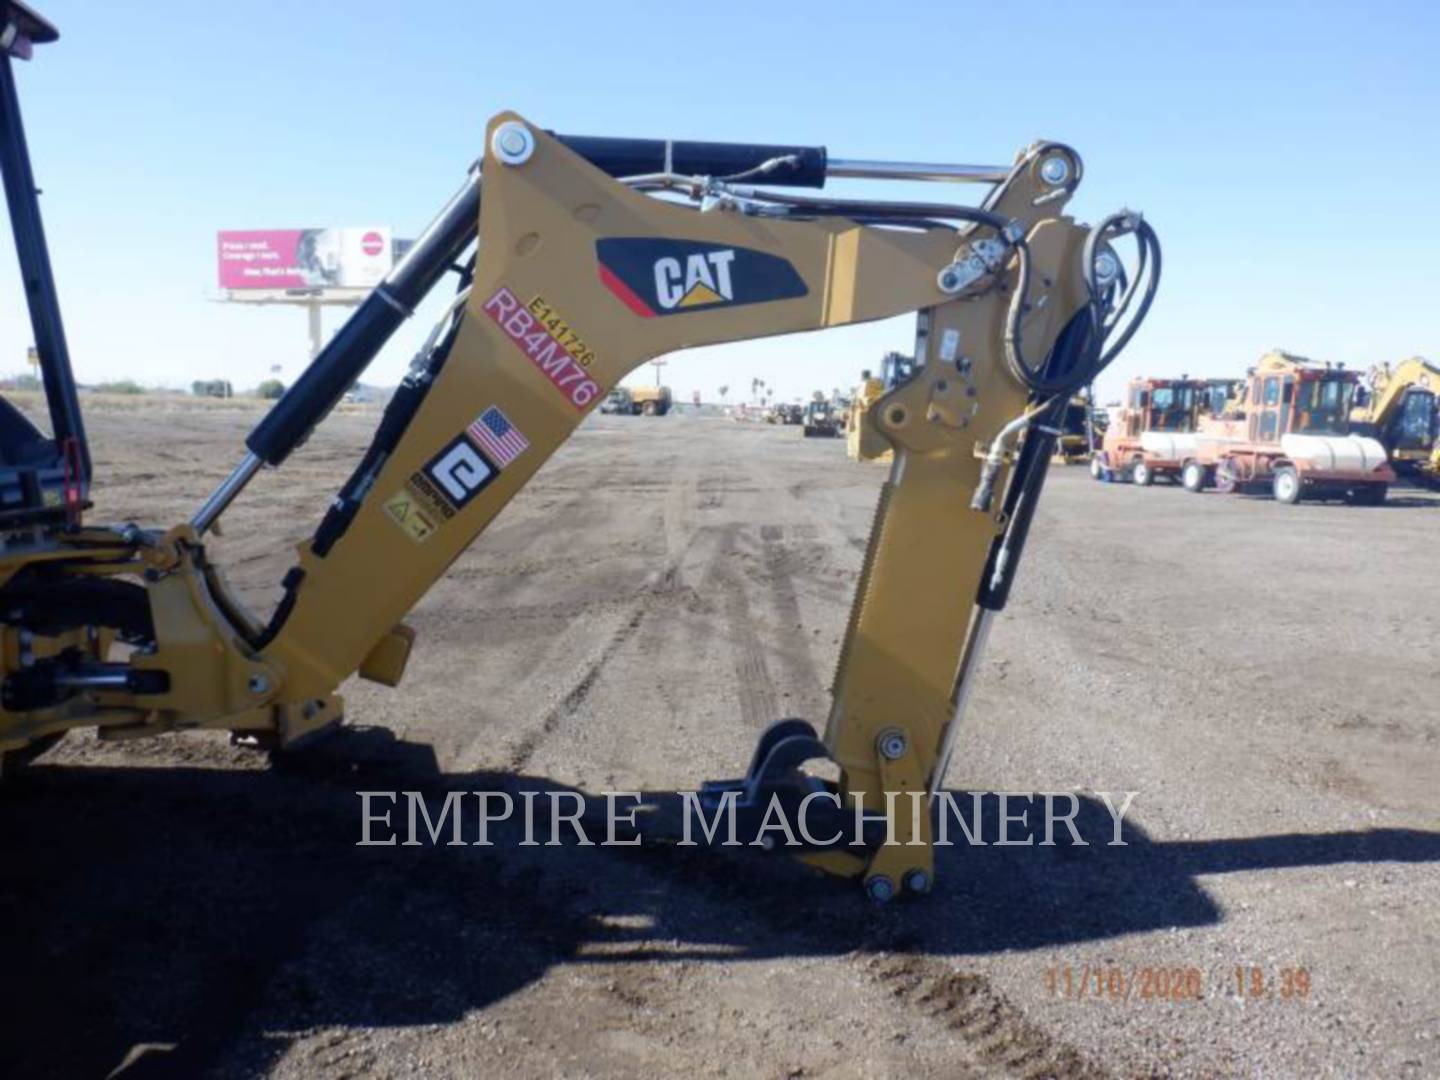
[0,4,1160,900]
[1091,376,1205,485]
[1189,351,1393,504]
[846,351,916,462]
[1350,357,1439,485]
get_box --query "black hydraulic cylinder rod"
[976,397,1060,612]
[245,172,481,466]
[247,132,824,467]
[0,50,89,479]
[553,134,827,188]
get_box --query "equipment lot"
[3,402,1437,1078]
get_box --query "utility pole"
[650,359,667,387]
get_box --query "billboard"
[217,227,393,290]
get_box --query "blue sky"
[1,1,1435,406]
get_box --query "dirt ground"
[2,401,1437,1079]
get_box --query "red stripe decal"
[598,263,655,317]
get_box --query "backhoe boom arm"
[1,113,1160,894]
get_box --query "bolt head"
[877,730,908,761]
[247,674,270,695]
[865,875,896,904]
[1039,155,1069,186]
[491,121,535,166]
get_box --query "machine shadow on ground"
[3,727,1437,1078]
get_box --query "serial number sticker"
[528,296,597,368]
[482,286,601,410]
[383,488,438,544]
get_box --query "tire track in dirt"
[758,523,824,697]
[504,599,650,772]
[493,452,713,773]
[724,576,779,727]
[862,953,1106,1079]
[699,461,781,729]
[610,836,1108,1080]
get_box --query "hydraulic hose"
[1004,210,1161,398]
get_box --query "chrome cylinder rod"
[53,664,133,690]
[826,158,1010,184]
[191,451,262,534]
[929,608,995,798]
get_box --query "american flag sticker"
[466,405,529,468]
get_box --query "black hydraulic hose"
[1004,211,1161,398]
[245,173,481,467]
[976,398,1062,612]
[977,310,1097,610]
[1086,215,1162,368]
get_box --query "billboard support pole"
[307,301,323,360]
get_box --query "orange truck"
[1186,351,1394,504]
[1090,377,1205,485]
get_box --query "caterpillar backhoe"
[1351,356,1439,485]
[0,4,1159,899]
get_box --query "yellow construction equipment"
[0,8,1160,897]
[846,352,915,462]
[598,384,672,415]
[1350,357,1439,484]
[1049,391,1094,465]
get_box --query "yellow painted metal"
[358,623,416,688]
[1352,356,1440,469]
[826,217,1088,828]
[863,739,935,892]
[1,114,1102,883]
[846,374,891,462]
[260,114,996,705]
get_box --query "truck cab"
[1093,377,1205,486]
[803,399,839,438]
[599,387,633,414]
[1192,352,1393,504]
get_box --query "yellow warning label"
[384,488,437,544]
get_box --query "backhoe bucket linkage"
[693,719,935,901]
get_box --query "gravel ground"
[1,402,1437,1078]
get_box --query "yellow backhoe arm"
[0,114,1161,894]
